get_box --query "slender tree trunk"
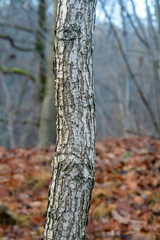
[43,0,96,239]
[120,6,132,135]
[38,77,56,146]
[38,0,57,146]
[35,0,46,100]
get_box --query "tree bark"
[43,0,96,239]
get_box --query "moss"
[0,66,36,82]
[35,37,45,59]
[123,151,130,158]
[38,0,46,29]
[0,205,29,226]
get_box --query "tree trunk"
[35,0,46,100]
[43,0,96,239]
[38,77,56,146]
[38,0,57,146]
[120,6,132,136]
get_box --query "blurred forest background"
[0,0,160,149]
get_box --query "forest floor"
[0,137,160,240]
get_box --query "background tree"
[38,0,57,146]
[0,0,56,148]
[98,0,160,137]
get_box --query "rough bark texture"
[43,0,96,239]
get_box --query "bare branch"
[0,34,34,51]
[118,0,150,49]
[100,0,159,134]
[145,0,159,49]
[130,0,148,40]
[0,21,48,40]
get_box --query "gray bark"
[43,0,96,239]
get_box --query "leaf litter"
[0,137,160,239]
